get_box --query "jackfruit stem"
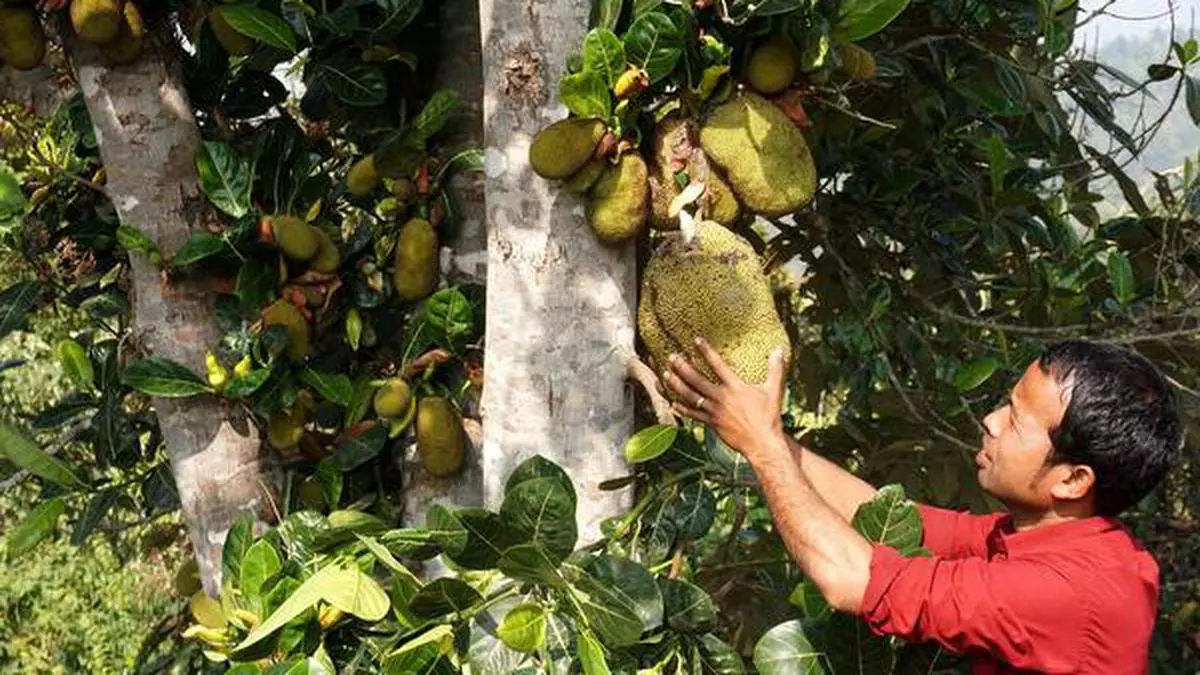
[678,209,698,246]
[623,348,677,425]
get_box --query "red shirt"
[858,505,1160,674]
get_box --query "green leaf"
[498,543,566,587]
[122,357,211,397]
[410,90,461,143]
[659,578,716,633]
[241,539,282,598]
[1084,144,1150,217]
[0,419,85,488]
[357,535,423,587]
[0,281,40,340]
[422,287,478,350]
[824,613,894,675]
[426,504,468,556]
[30,395,97,429]
[235,257,277,309]
[583,29,626,87]
[563,553,662,645]
[315,458,343,509]
[318,64,388,107]
[225,368,272,399]
[788,580,830,621]
[500,476,578,563]
[590,0,623,32]
[697,633,747,674]
[116,225,160,256]
[70,488,119,546]
[467,598,529,674]
[299,368,353,406]
[952,356,1000,392]
[1108,251,1136,305]
[498,603,548,653]
[320,565,391,620]
[223,512,256,583]
[373,0,423,39]
[172,232,228,268]
[331,423,388,471]
[623,424,677,463]
[851,484,923,553]
[1187,75,1200,127]
[834,0,911,42]
[559,70,611,121]
[753,620,828,675]
[5,498,65,559]
[196,141,252,218]
[0,168,25,220]
[444,508,513,569]
[215,6,297,52]
[985,132,1008,195]
[55,339,94,390]
[408,577,484,618]
[504,455,576,506]
[578,630,611,675]
[664,481,716,539]
[622,12,682,84]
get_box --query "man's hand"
[662,337,788,461]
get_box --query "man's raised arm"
[784,437,879,523]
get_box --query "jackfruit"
[373,378,412,419]
[416,397,466,477]
[71,0,123,45]
[262,299,312,362]
[392,218,439,302]
[839,44,877,81]
[705,171,741,225]
[746,36,798,95]
[638,220,791,385]
[272,215,319,261]
[699,92,816,217]
[586,152,649,245]
[347,155,378,196]
[266,406,305,451]
[210,8,252,56]
[0,9,45,70]
[296,476,326,511]
[390,177,416,202]
[98,1,143,65]
[647,117,741,229]
[562,158,606,194]
[309,228,341,273]
[173,558,202,597]
[529,117,607,179]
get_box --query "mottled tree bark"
[478,0,635,541]
[71,35,273,595]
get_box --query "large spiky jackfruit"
[699,91,816,217]
[0,8,46,70]
[638,220,791,385]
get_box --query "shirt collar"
[986,515,1124,557]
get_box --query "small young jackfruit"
[309,228,341,273]
[373,378,412,419]
[638,220,791,385]
[529,117,607,179]
[698,92,816,217]
[262,299,312,362]
[98,1,144,65]
[746,35,798,95]
[272,215,319,261]
[390,177,417,202]
[392,218,439,302]
[267,408,305,451]
[416,397,466,477]
[839,43,877,81]
[705,171,742,225]
[71,0,123,45]
[347,156,379,196]
[562,158,607,194]
[173,558,202,597]
[0,9,46,70]
[586,153,649,245]
[209,8,253,56]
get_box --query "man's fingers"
[694,338,738,385]
[661,369,706,409]
[667,352,719,397]
[766,348,787,400]
[672,401,712,426]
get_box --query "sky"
[1079,0,1200,44]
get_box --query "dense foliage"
[0,0,1198,672]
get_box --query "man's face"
[977,361,1074,511]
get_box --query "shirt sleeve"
[918,505,1007,559]
[858,545,1080,673]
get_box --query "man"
[662,338,1181,674]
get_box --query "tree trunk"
[478,0,635,542]
[400,0,488,544]
[71,35,273,595]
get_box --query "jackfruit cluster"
[0,8,46,70]
[638,220,791,385]
[56,0,147,65]
[648,115,741,230]
[268,215,342,273]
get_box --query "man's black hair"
[1038,340,1183,517]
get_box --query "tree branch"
[624,348,677,426]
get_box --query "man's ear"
[1050,464,1095,501]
